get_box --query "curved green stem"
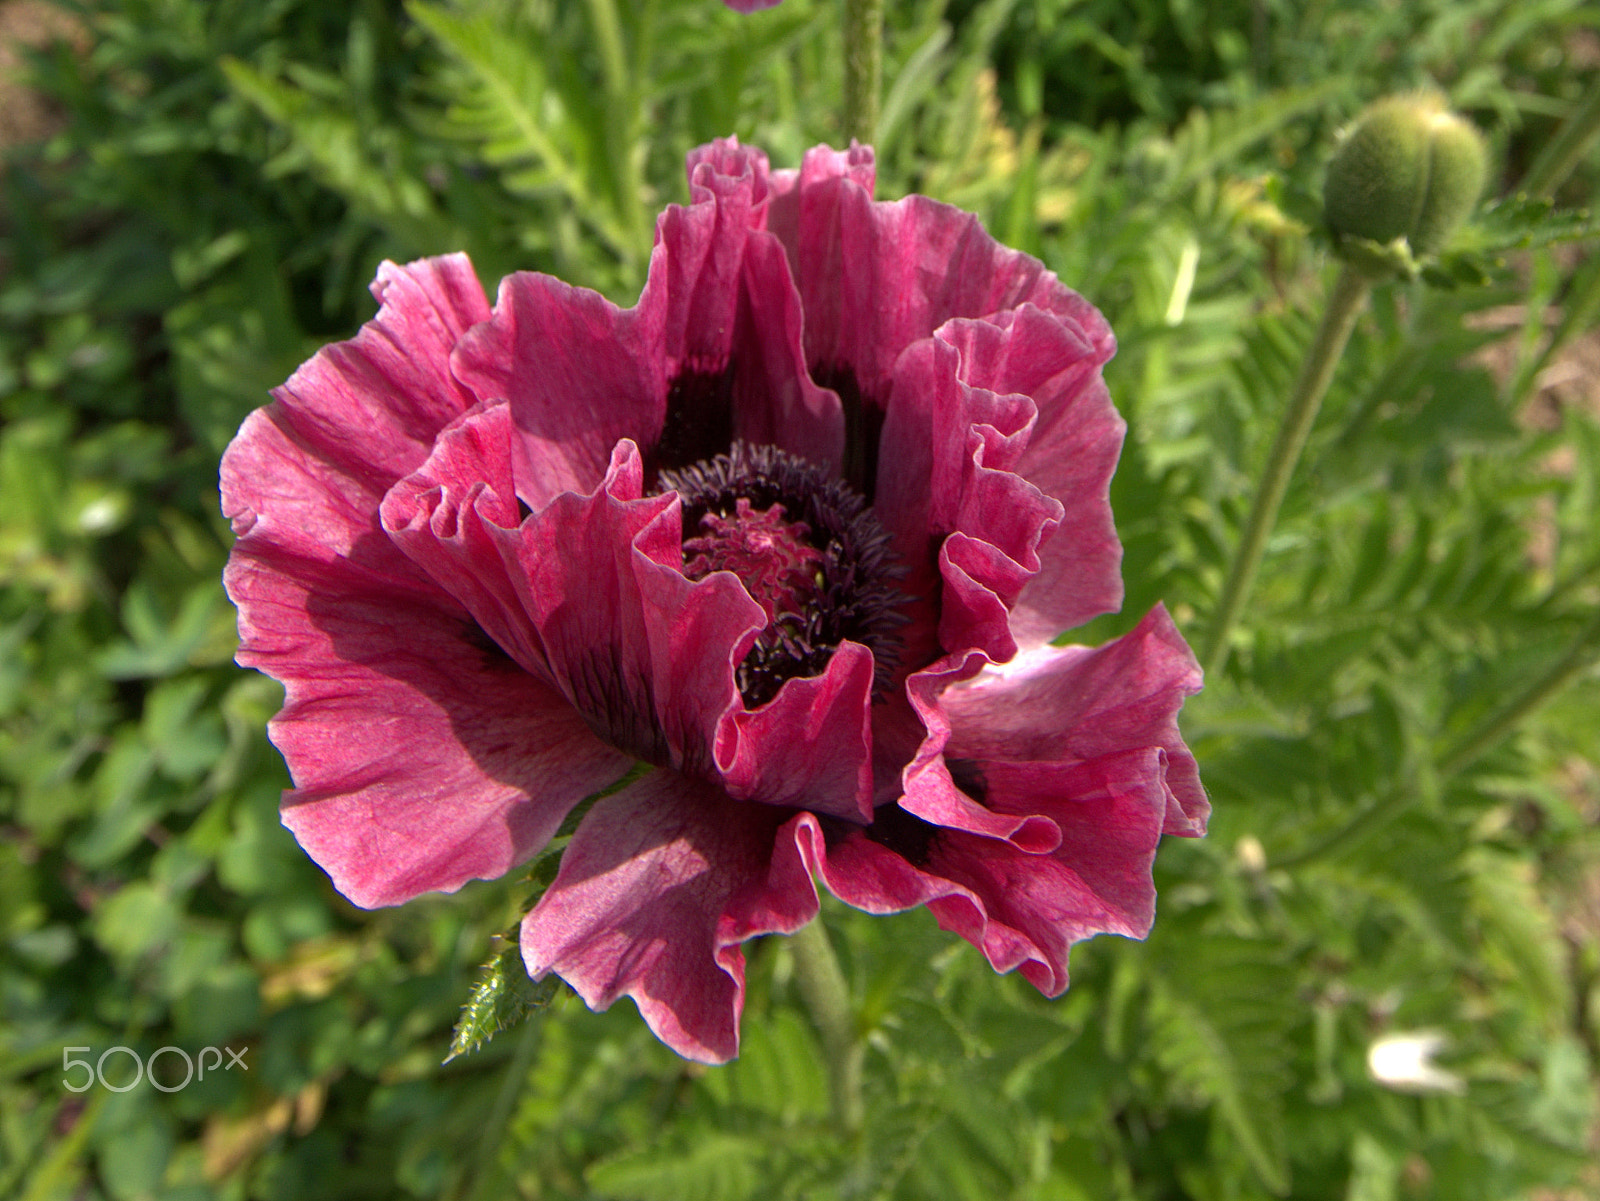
[1273,608,1600,871]
[842,0,884,144]
[1436,608,1600,778]
[457,1013,543,1201]
[1199,263,1372,678]
[1523,75,1600,199]
[789,917,864,1134]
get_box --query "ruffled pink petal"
[765,152,1104,406]
[372,401,550,676]
[899,753,1060,853]
[815,607,1203,987]
[816,748,1167,995]
[900,646,991,763]
[933,307,1124,644]
[687,137,773,216]
[384,409,874,822]
[722,0,782,11]
[451,271,665,507]
[222,406,435,601]
[227,547,631,909]
[811,824,942,916]
[757,151,1126,667]
[934,534,1035,665]
[718,231,845,471]
[522,770,820,1063]
[454,162,840,507]
[874,335,1065,665]
[942,605,1208,836]
[385,432,767,774]
[254,254,487,506]
[764,143,876,301]
[980,750,1167,936]
[222,254,490,570]
[221,256,626,909]
[716,640,875,822]
[656,152,843,468]
[923,748,1168,992]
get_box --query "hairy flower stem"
[1274,608,1600,871]
[1199,263,1372,678]
[790,917,864,1133]
[842,0,884,144]
[1522,76,1600,199]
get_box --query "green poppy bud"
[1324,93,1488,272]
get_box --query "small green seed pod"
[1324,93,1488,268]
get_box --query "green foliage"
[1426,193,1600,290]
[447,942,561,1064]
[3,0,1598,1199]
[1144,935,1296,1194]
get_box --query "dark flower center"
[656,442,907,709]
[682,499,824,624]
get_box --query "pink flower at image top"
[724,0,782,11]
[220,138,1208,1064]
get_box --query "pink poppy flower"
[724,0,782,10]
[221,138,1206,1063]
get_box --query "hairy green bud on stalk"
[1324,93,1488,276]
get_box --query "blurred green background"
[2,0,1598,1197]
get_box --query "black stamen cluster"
[656,442,909,708]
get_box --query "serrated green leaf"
[1528,1036,1597,1148]
[445,941,560,1063]
[1164,81,1352,190]
[405,0,637,264]
[1426,195,1598,287]
[1461,194,1599,254]
[585,1132,766,1201]
[1145,935,1295,1195]
[1468,849,1568,1027]
[219,56,453,255]
[723,1008,828,1123]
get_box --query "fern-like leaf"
[585,1133,768,1201]
[1145,934,1297,1195]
